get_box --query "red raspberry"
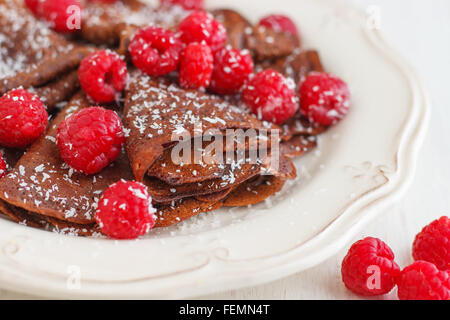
[413,216,449,271]
[178,11,227,52]
[179,42,213,89]
[78,50,127,104]
[0,89,48,148]
[397,261,450,300]
[129,26,183,77]
[210,47,254,95]
[242,69,298,124]
[258,14,299,38]
[299,72,350,126]
[0,154,6,179]
[39,0,83,33]
[160,0,204,10]
[24,0,40,15]
[57,107,125,175]
[341,237,400,296]
[95,180,156,239]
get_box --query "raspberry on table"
[210,47,254,95]
[0,154,6,179]
[258,14,300,38]
[128,26,183,77]
[57,107,125,175]
[0,89,48,149]
[397,261,450,300]
[242,69,298,124]
[95,180,156,239]
[39,0,83,33]
[413,216,449,271]
[160,0,204,10]
[178,11,227,52]
[179,42,214,89]
[299,72,350,126]
[78,50,127,104]
[341,237,400,296]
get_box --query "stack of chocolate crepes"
[0,0,327,236]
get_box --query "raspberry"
[178,11,227,52]
[160,0,204,10]
[24,0,40,15]
[78,50,127,103]
[413,216,449,271]
[179,42,213,89]
[0,89,48,148]
[57,107,125,175]
[39,0,83,33]
[0,154,6,179]
[299,72,350,126]
[129,26,183,77]
[397,261,450,300]
[210,47,254,95]
[341,237,400,296]
[95,180,156,239]
[258,14,299,38]
[242,69,298,124]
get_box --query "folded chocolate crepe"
[0,0,93,95]
[82,0,188,50]
[124,72,278,182]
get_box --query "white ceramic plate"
[0,0,429,299]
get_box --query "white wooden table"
[1,0,449,300]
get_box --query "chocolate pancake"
[124,72,276,182]
[154,197,223,228]
[0,200,100,236]
[0,0,93,94]
[0,92,134,225]
[82,0,188,48]
[33,70,80,110]
[280,135,318,159]
[223,176,286,207]
[212,9,252,50]
[282,113,327,137]
[145,160,264,203]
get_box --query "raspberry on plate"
[397,261,450,300]
[57,107,125,175]
[179,42,213,89]
[24,0,40,15]
[299,72,350,126]
[0,154,6,179]
[160,0,204,10]
[78,50,127,103]
[0,89,48,149]
[95,180,156,239]
[341,237,400,296]
[39,0,83,33]
[128,26,183,77]
[242,69,298,124]
[258,14,299,38]
[210,47,254,95]
[178,11,227,52]
[413,216,449,271]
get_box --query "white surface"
[0,0,445,300]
